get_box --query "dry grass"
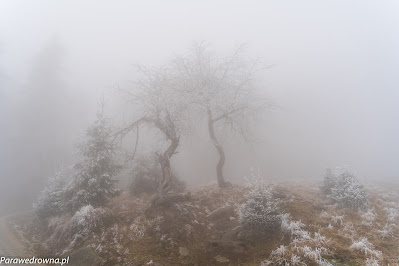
[12,180,399,265]
[271,180,399,265]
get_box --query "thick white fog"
[0,0,398,215]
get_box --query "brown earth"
[10,180,399,265]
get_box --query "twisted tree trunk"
[158,154,173,194]
[150,113,180,206]
[207,108,227,187]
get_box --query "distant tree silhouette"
[18,38,73,192]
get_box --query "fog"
[1,0,398,215]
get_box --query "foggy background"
[1,0,398,216]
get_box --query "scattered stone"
[179,247,189,257]
[146,260,163,266]
[214,255,230,263]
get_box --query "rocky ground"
[10,180,399,265]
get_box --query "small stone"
[146,260,163,266]
[179,247,189,257]
[214,255,230,263]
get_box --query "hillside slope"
[11,180,399,265]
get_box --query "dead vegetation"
[11,179,399,265]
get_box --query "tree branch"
[111,117,148,143]
[212,106,248,123]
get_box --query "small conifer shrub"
[238,169,281,234]
[321,168,368,210]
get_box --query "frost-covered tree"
[65,110,122,212]
[321,168,369,210]
[116,64,191,205]
[35,108,122,217]
[172,43,270,187]
[35,170,70,218]
[238,169,281,234]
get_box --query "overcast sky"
[0,0,398,213]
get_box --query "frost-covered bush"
[129,154,185,196]
[281,213,311,240]
[238,169,281,234]
[262,238,332,266]
[349,237,382,259]
[72,205,113,233]
[34,170,71,218]
[263,210,334,266]
[361,209,376,226]
[263,215,332,266]
[385,207,398,223]
[45,205,113,255]
[377,206,399,239]
[365,258,381,266]
[35,111,122,217]
[321,168,369,210]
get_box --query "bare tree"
[115,65,190,205]
[117,43,269,195]
[172,43,270,187]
